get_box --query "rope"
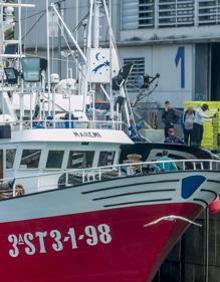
[21,11,46,41]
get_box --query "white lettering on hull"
[8,224,112,257]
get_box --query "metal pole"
[18,0,24,128]
[108,0,114,124]
[51,3,87,63]
[18,0,22,58]
[102,0,130,126]
[57,1,62,77]
[46,0,51,115]
[75,0,79,81]
[0,3,35,8]
[93,0,99,48]
[87,0,94,49]
[67,54,69,78]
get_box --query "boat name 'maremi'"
[73,131,102,138]
[8,224,112,257]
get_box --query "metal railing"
[0,158,219,199]
[0,119,126,132]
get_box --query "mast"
[102,0,130,126]
[108,0,114,124]
[92,0,100,125]
[51,0,131,128]
[93,0,100,48]
[0,2,35,127]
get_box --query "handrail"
[0,158,218,198]
[0,119,127,131]
[0,158,219,185]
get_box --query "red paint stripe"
[0,203,202,282]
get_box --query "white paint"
[0,171,218,223]
[1,129,133,145]
[8,224,112,257]
[87,48,118,83]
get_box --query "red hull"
[0,203,202,282]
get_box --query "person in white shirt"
[192,104,214,147]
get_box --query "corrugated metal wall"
[153,211,220,282]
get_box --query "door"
[211,43,220,101]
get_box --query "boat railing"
[0,158,220,199]
[2,119,127,132]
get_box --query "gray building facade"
[18,0,220,108]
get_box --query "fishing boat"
[0,1,220,281]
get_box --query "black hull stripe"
[200,189,218,199]
[207,179,220,184]
[193,198,208,207]
[103,198,172,208]
[82,179,179,195]
[93,189,176,201]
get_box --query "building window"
[122,0,197,29]
[6,149,16,169]
[46,150,64,169]
[198,0,220,25]
[67,151,94,169]
[139,0,154,28]
[123,57,145,92]
[122,0,154,29]
[98,151,115,167]
[20,149,41,169]
[158,0,194,27]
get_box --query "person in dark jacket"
[164,128,184,145]
[162,100,179,138]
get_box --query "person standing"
[192,104,214,147]
[182,106,195,145]
[162,101,179,138]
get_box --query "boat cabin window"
[67,151,94,169]
[46,150,64,169]
[6,149,16,169]
[98,151,115,166]
[20,149,41,169]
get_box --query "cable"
[72,12,89,33]
[24,52,75,64]
[56,18,87,79]
[20,9,45,21]
[21,11,45,41]
[19,0,65,21]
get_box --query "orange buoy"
[209,197,220,214]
